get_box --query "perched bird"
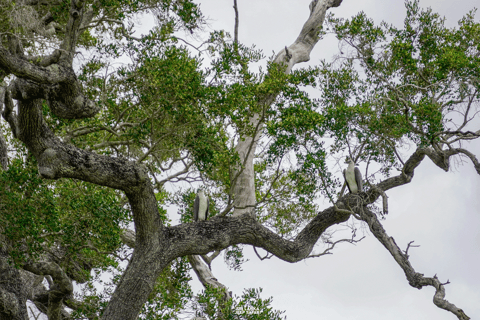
[343,157,363,194]
[193,188,209,222]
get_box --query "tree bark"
[231,0,343,217]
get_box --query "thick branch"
[60,0,87,66]
[366,147,451,203]
[22,261,72,320]
[0,46,68,84]
[1,3,99,120]
[0,130,7,171]
[166,206,350,263]
[275,0,342,73]
[0,85,8,170]
[22,262,72,296]
[26,50,62,68]
[367,146,480,205]
[16,99,162,245]
[2,87,19,138]
[123,228,231,299]
[232,0,343,217]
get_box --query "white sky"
[183,1,480,319]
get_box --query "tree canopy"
[0,0,478,319]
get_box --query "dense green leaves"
[0,157,130,279]
[141,257,194,319]
[194,287,285,320]
[316,0,480,170]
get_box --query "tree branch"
[166,207,351,263]
[121,230,232,301]
[0,46,69,84]
[451,148,480,175]
[233,0,239,49]
[188,255,231,300]
[1,87,19,138]
[358,208,471,320]
[22,261,73,320]
[231,0,343,218]
[275,0,343,73]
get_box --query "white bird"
[343,157,363,194]
[193,188,209,221]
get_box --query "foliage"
[0,156,130,281]
[193,287,286,320]
[0,0,479,319]
[141,257,194,320]
[319,0,480,174]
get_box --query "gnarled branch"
[358,208,470,320]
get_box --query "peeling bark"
[231,0,343,217]
[189,255,231,299]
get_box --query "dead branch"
[358,208,470,320]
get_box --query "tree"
[0,0,478,319]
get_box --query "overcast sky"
[180,1,480,319]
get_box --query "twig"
[404,241,420,259]
[253,246,273,260]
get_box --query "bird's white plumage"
[193,189,209,222]
[345,160,358,193]
[197,190,208,221]
[344,158,363,194]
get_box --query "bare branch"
[403,241,420,259]
[233,0,239,48]
[450,148,480,175]
[188,255,231,300]
[307,236,364,258]
[358,208,470,320]
[201,250,222,268]
[253,246,273,260]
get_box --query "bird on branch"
[343,156,363,194]
[194,187,209,222]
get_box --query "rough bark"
[0,249,44,320]
[12,98,164,319]
[0,84,8,170]
[22,262,73,320]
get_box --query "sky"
[180,1,480,319]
